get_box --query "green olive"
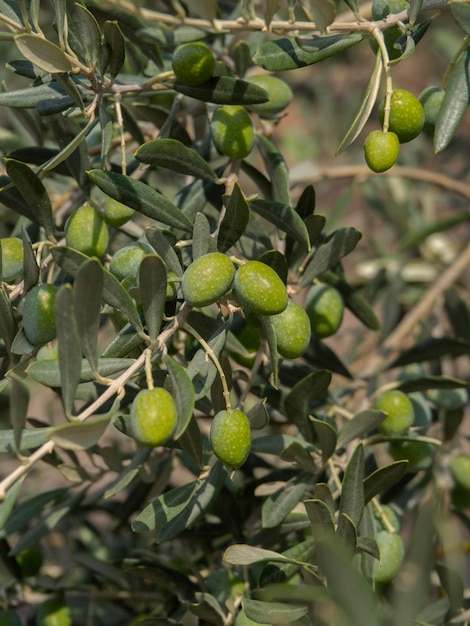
[109,242,154,281]
[16,545,43,577]
[426,387,468,411]
[364,130,400,173]
[129,388,177,447]
[103,197,135,227]
[65,204,109,258]
[172,41,215,87]
[389,437,434,472]
[372,530,405,584]
[35,598,71,626]
[182,252,235,307]
[375,389,415,435]
[0,237,24,282]
[246,74,293,118]
[419,86,445,136]
[449,454,470,491]
[379,89,425,143]
[210,105,254,160]
[23,284,58,346]
[234,260,288,316]
[305,284,344,339]
[270,300,311,358]
[210,408,251,469]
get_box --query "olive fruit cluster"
[364,89,425,173]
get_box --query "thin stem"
[372,497,397,533]
[113,93,127,176]
[144,348,154,390]
[371,27,393,132]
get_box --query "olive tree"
[0,0,469,624]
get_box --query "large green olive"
[389,437,434,472]
[270,300,311,358]
[234,260,288,316]
[372,530,405,584]
[210,408,251,469]
[129,388,177,447]
[109,242,154,281]
[65,205,109,258]
[364,130,400,173]
[246,74,293,118]
[182,252,235,307]
[172,41,215,87]
[379,89,425,143]
[376,389,415,435]
[23,284,58,346]
[305,284,344,339]
[210,105,254,160]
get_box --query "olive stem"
[183,322,232,410]
[144,348,154,390]
[113,93,127,176]
[371,27,393,132]
[372,497,397,534]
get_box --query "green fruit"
[419,86,445,136]
[426,387,468,411]
[182,252,235,307]
[379,89,425,143]
[372,530,405,584]
[234,260,288,316]
[364,130,399,173]
[270,300,311,358]
[376,389,414,435]
[246,74,293,118]
[172,41,215,87]
[103,197,135,227]
[389,437,434,472]
[129,388,177,447]
[0,237,24,282]
[210,105,254,159]
[23,284,58,346]
[166,271,179,301]
[0,610,21,626]
[305,284,344,339]
[374,504,401,533]
[109,242,154,281]
[449,454,470,491]
[65,205,109,257]
[16,545,43,577]
[35,598,71,626]
[210,408,251,469]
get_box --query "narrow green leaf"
[339,443,364,527]
[66,0,101,69]
[435,563,464,617]
[279,441,317,473]
[191,212,212,260]
[14,33,73,73]
[259,539,317,586]
[250,199,310,249]
[398,375,470,394]
[311,417,337,463]
[262,472,310,529]
[0,488,68,539]
[434,47,470,153]
[218,183,250,253]
[256,134,291,206]
[21,227,40,292]
[27,358,135,387]
[299,227,362,287]
[389,337,470,367]
[449,2,470,34]
[50,414,111,451]
[0,285,19,354]
[176,415,204,468]
[56,285,82,417]
[45,114,92,190]
[363,461,409,503]
[243,598,308,624]
[304,498,335,535]
[10,375,30,454]
[224,545,289,566]
[104,447,151,499]
[336,51,382,154]
[53,73,85,112]
[136,139,219,182]
[337,410,387,449]
[0,478,25,532]
[253,33,363,71]
[284,370,332,442]
[5,158,54,238]
[139,254,166,342]
[336,511,358,550]
[145,228,183,277]
[0,175,36,222]
[173,76,269,105]
[164,355,195,440]
[87,169,193,232]
[0,428,50,454]
[101,324,144,359]
[51,246,143,332]
[74,258,103,375]
[259,314,279,390]
[103,20,125,78]
[0,0,23,25]
[186,320,229,400]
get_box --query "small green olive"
[372,530,405,584]
[376,389,415,435]
[234,260,288,316]
[129,388,177,447]
[210,408,251,469]
[210,105,254,160]
[103,197,135,227]
[305,284,344,339]
[172,41,215,87]
[35,598,71,626]
[109,242,154,281]
[449,453,470,491]
[389,437,434,472]
[419,86,445,136]
[379,89,425,143]
[246,74,293,118]
[65,205,109,258]
[364,130,400,173]
[23,284,58,346]
[270,300,311,358]
[182,252,235,307]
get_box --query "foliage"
[0,0,469,624]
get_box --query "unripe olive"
[109,242,154,281]
[389,437,434,472]
[182,252,235,307]
[16,545,43,577]
[246,74,293,118]
[210,408,251,469]
[376,389,414,435]
[372,530,405,584]
[305,284,344,339]
[419,86,445,136]
[234,260,288,316]
[210,105,254,160]
[172,41,215,87]
[449,454,470,491]
[23,284,58,346]
[426,387,468,411]
[65,205,109,257]
[379,89,425,143]
[0,237,23,282]
[103,197,135,227]
[270,300,311,358]
[35,598,71,626]
[364,130,399,173]
[129,388,177,447]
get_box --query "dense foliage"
[0,1,469,624]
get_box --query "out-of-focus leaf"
[337,51,382,155]
[250,199,310,249]
[0,0,23,25]
[284,370,332,442]
[218,183,250,253]
[56,285,82,417]
[262,472,310,528]
[339,443,364,527]
[299,227,362,287]
[363,461,409,503]
[173,76,269,105]
[256,134,291,207]
[14,34,73,73]
[51,246,143,332]
[408,0,423,24]
[279,440,317,473]
[10,375,29,454]
[243,598,308,624]
[188,592,225,626]
[449,2,470,34]
[0,488,68,539]
[0,285,18,354]
[0,428,50,454]
[434,47,470,153]
[304,498,335,535]
[5,158,54,239]
[224,545,289,566]
[50,414,111,450]
[139,254,166,342]
[435,563,464,618]
[145,228,183,277]
[103,20,125,78]
[444,288,470,340]
[164,354,195,440]
[253,34,363,71]
[176,415,204,468]
[132,462,225,541]
[300,0,336,31]
[0,83,70,108]
[390,337,470,367]
[87,169,193,232]
[337,410,386,449]
[27,358,135,387]
[311,417,337,463]
[67,0,101,69]
[398,375,470,393]
[0,478,24,532]
[232,40,251,77]
[74,258,103,376]
[136,139,219,182]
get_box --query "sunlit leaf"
[15,33,73,73]
[50,414,111,451]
